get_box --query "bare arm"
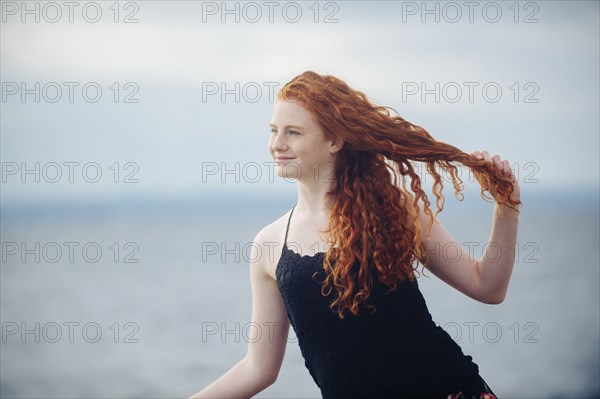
[476,202,520,303]
[188,228,291,398]
[187,357,272,399]
[414,198,519,304]
[411,149,521,304]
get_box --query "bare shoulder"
[252,209,293,281]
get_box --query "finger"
[470,151,483,160]
[481,150,491,160]
[502,159,511,175]
[492,154,502,169]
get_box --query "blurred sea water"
[1,189,599,399]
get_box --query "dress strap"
[283,205,296,248]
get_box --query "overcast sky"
[1,0,598,207]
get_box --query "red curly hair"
[277,70,521,319]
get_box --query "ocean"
[1,190,599,399]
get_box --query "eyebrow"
[269,123,306,131]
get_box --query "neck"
[295,179,336,216]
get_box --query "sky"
[1,0,599,208]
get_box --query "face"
[269,100,343,182]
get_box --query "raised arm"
[410,151,521,304]
[188,228,291,398]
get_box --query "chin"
[276,165,301,180]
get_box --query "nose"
[270,131,288,153]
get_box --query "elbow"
[479,290,506,305]
[245,356,279,390]
[251,372,276,393]
[264,375,277,388]
[476,274,508,304]
[482,296,504,305]
[263,368,280,387]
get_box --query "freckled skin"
[268,100,343,182]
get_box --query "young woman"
[190,71,521,399]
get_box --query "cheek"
[314,145,333,161]
[298,150,329,172]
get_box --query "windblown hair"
[277,70,521,319]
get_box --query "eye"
[289,130,300,135]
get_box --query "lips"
[276,157,294,161]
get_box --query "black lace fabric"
[274,206,492,398]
